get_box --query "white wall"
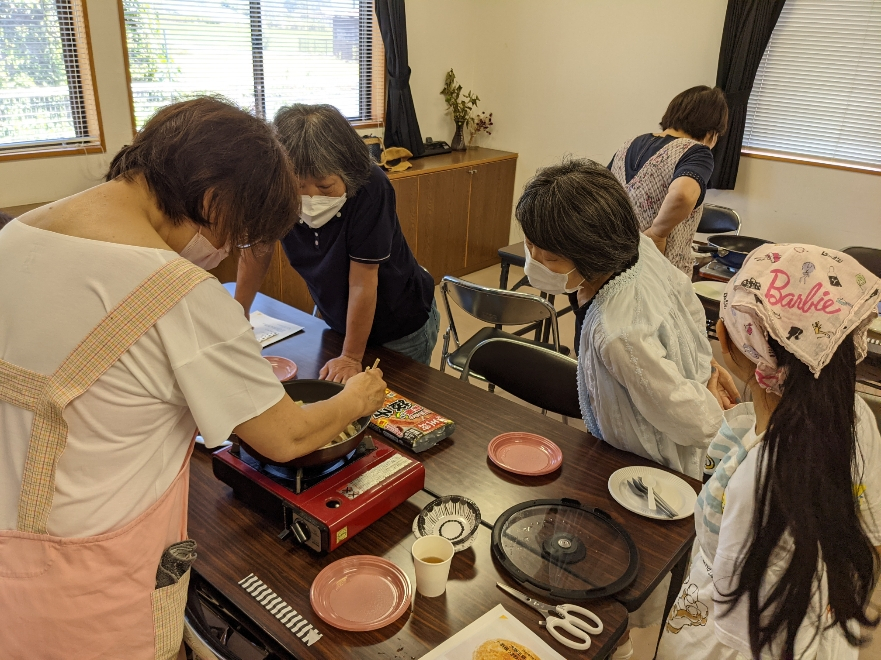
[706,158,881,250]
[406,0,881,249]
[0,0,134,208]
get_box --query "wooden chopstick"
[367,358,380,371]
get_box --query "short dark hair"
[516,159,640,281]
[0,210,12,230]
[660,86,729,141]
[273,104,373,194]
[106,96,298,249]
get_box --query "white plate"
[608,466,697,521]
[692,280,727,302]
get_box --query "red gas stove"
[212,436,425,552]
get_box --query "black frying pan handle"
[693,245,717,253]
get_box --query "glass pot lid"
[492,498,639,600]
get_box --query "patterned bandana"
[720,244,881,394]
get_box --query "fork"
[629,479,676,518]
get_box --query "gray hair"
[273,104,373,194]
[515,158,640,281]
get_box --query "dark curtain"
[375,0,424,156]
[710,0,786,189]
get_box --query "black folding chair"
[697,204,741,235]
[843,246,881,278]
[440,276,565,383]
[459,337,581,422]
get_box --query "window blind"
[122,0,384,129]
[743,0,881,169]
[0,0,101,153]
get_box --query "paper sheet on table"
[250,311,303,348]
[419,604,566,660]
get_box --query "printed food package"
[369,389,455,453]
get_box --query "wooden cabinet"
[414,167,472,280]
[390,176,418,251]
[390,147,518,284]
[210,148,518,309]
[465,158,518,270]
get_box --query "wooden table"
[188,287,705,657]
[189,450,628,659]
[237,288,700,613]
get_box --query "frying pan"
[238,380,371,468]
[695,234,772,270]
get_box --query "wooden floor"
[435,262,881,660]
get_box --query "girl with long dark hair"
[658,244,881,659]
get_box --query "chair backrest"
[842,246,881,278]
[460,338,581,419]
[441,276,558,326]
[697,204,741,235]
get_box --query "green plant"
[441,69,480,126]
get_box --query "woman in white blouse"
[516,159,736,655]
[517,159,735,478]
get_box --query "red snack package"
[368,389,455,453]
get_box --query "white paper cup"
[412,535,454,597]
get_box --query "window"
[743,0,881,171]
[121,0,384,130]
[0,0,102,157]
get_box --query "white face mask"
[180,228,230,270]
[524,249,584,295]
[300,194,347,229]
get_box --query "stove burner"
[541,532,586,565]
[234,442,372,494]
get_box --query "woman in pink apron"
[609,86,728,275]
[0,98,386,659]
[658,244,881,659]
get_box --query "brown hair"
[106,97,299,249]
[660,86,729,142]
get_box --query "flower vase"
[450,123,466,151]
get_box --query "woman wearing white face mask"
[517,159,738,657]
[235,104,438,383]
[0,98,385,659]
[519,159,736,479]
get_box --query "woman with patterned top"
[609,85,729,275]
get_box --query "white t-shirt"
[0,221,284,537]
[712,396,881,659]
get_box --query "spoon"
[642,474,658,511]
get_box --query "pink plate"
[487,432,563,476]
[265,356,298,381]
[310,556,411,632]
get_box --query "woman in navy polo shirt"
[235,104,438,383]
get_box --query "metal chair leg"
[440,329,450,373]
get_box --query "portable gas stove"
[212,435,425,552]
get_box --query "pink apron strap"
[15,258,212,534]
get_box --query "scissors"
[496,583,603,650]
